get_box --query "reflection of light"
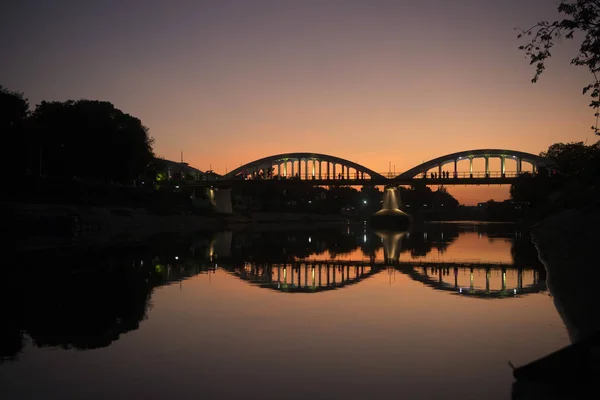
[423,232,428,239]
[175,185,179,189]
[308,200,312,204]
[363,200,367,204]
[363,234,367,243]
[459,288,462,293]
[175,256,179,260]
[514,289,517,294]
[308,237,312,243]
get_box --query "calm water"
[1,222,569,399]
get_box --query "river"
[1,221,569,399]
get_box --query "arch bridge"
[396,149,556,179]
[223,152,387,181]
[198,149,556,184]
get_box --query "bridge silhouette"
[183,148,555,187]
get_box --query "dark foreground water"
[1,222,569,399]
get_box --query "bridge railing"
[226,170,530,181]
[416,171,522,179]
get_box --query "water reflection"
[226,262,545,298]
[1,233,217,363]
[2,222,546,364]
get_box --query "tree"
[29,100,154,182]
[510,141,600,208]
[0,86,30,171]
[541,140,600,178]
[517,1,600,132]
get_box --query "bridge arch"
[223,152,387,180]
[396,149,556,179]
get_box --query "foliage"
[0,86,30,171]
[510,141,600,209]
[541,140,600,179]
[30,100,154,182]
[517,0,600,132]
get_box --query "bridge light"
[363,200,367,204]
[175,256,179,260]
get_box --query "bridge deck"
[189,176,526,187]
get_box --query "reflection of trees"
[401,223,460,257]
[230,228,361,262]
[1,233,214,363]
[511,236,544,269]
[229,223,463,261]
[227,223,542,268]
[1,255,150,362]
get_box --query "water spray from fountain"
[370,186,412,230]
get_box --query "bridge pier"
[212,187,233,214]
[470,267,474,290]
[469,156,473,178]
[485,156,489,178]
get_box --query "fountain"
[370,186,412,230]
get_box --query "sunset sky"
[1,0,594,204]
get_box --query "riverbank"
[530,201,600,343]
[510,202,600,398]
[5,203,354,252]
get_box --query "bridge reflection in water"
[226,261,546,299]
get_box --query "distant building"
[159,159,221,181]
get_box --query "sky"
[1,0,595,204]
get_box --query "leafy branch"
[517,0,600,133]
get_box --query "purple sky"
[2,0,593,203]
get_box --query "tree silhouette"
[29,100,154,182]
[517,1,600,132]
[0,86,30,172]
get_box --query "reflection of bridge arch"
[223,152,386,180]
[403,265,547,299]
[227,262,381,293]
[223,260,547,298]
[397,149,556,179]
